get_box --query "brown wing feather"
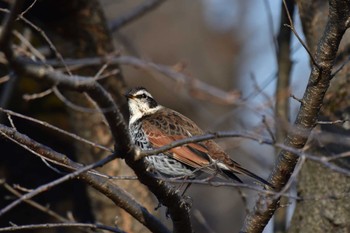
[141,109,212,169]
[145,127,210,168]
[142,108,271,186]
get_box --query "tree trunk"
[289,0,350,232]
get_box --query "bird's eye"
[135,94,147,99]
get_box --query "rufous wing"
[144,126,211,169]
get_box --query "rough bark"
[241,0,350,232]
[289,0,350,232]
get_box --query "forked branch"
[241,0,350,232]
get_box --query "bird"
[125,87,271,188]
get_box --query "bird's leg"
[177,177,193,211]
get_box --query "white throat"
[129,105,162,125]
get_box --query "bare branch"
[24,55,241,105]
[1,181,71,223]
[282,0,319,69]
[0,222,125,233]
[193,209,216,233]
[316,119,349,125]
[0,75,10,84]
[22,88,53,101]
[0,123,170,233]
[0,5,187,226]
[0,152,117,217]
[136,130,273,160]
[242,2,350,229]
[18,0,37,18]
[5,61,191,232]
[0,107,112,152]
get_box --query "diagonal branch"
[0,150,117,217]
[0,107,112,152]
[10,63,192,232]
[0,222,124,233]
[0,2,192,231]
[241,0,350,232]
[0,123,170,233]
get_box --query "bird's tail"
[231,164,273,188]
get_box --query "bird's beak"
[125,93,134,100]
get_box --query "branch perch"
[241,0,350,232]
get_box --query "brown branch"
[0,3,191,230]
[109,0,166,32]
[22,55,241,105]
[136,131,350,178]
[0,123,170,233]
[1,181,71,223]
[282,0,319,69]
[3,118,350,218]
[0,107,112,152]
[0,149,117,217]
[241,0,350,232]
[137,131,273,160]
[12,62,191,232]
[0,222,124,233]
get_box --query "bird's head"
[125,87,161,123]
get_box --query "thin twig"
[2,181,71,223]
[274,155,306,199]
[0,153,117,217]
[290,94,303,104]
[13,30,46,62]
[18,0,37,18]
[282,0,319,69]
[23,88,53,100]
[316,119,348,125]
[262,115,276,142]
[136,131,273,160]
[324,151,350,162]
[0,107,112,152]
[237,187,250,215]
[0,222,125,233]
[0,126,74,170]
[0,75,10,84]
[193,209,216,233]
[52,87,101,113]
[23,55,241,105]
[0,123,169,233]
